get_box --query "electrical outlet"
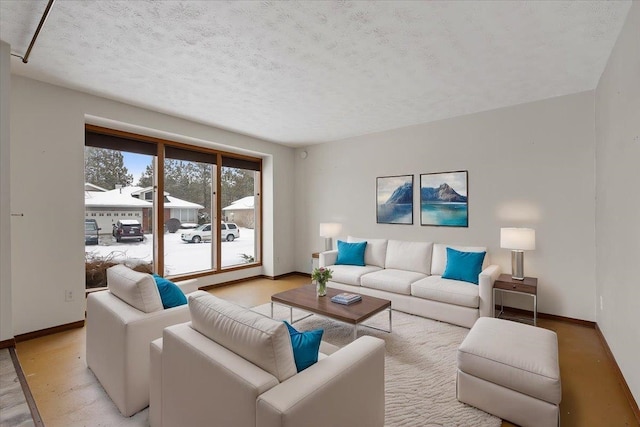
[600,296,603,311]
[65,289,74,302]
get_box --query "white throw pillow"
[385,240,433,274]
[348,236,388,268]
[188,291,297,382]
[107,264,163,313]
[431,244,489,276]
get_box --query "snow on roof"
[165,195,204,209]
[85,187,151,207]
[85,185,204,209]
[85,183,108,192]
[222,196,254,211]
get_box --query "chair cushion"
[411,276,479,308]
[283,321,323,372]
[361,269,427,295]
[442,248,486,285]
[458,317,561,404]
[107,264,163,313]
[327,265,382,286]
[431,244,488,276]
[188,291,297,382]
[152,274,188,308]
[335,240,367,266]
[385,240,433,274]
[347,236,388,268]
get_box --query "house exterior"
[84,184,204,233]
[222,196,255,228]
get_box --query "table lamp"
[500,228,536,280]
[319,223,341,251]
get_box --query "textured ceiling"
[0,0,632,146]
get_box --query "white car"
[181,223,240,243]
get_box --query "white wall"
[10,75,295,335]
[0,41,12,343]
[595,2,640,404]
[294,92,597,321]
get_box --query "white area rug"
[64,305,500,427]
[257,304,501,427]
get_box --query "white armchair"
[150,291,385,427]
[86,265,191,417]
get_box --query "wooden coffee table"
[271,284,392,340]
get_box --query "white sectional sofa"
[319,237,502,328]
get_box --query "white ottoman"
[456,317,561,427]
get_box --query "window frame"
[85,124,263,280]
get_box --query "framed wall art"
[376,175,413,225]
[420,170,468,227]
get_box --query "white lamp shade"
[500,228,536,250]
[319,222,341,238]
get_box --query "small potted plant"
[311,267,333,297]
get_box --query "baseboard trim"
[595,324,640,424]
[199,272,310,290]
[269,272,310,280]
[14,320,85,343]
[493,305,596,328]
[9,347,44,426]
[0,338,16,349]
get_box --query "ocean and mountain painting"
[376,175,413,224]
[420,171,468,227]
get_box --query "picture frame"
[420,170,468,227]
[376,175,414,225]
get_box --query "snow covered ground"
[85,228,256,276]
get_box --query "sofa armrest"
[176,278,199,294]
[86,291,191,416]
[478,264,502,318]
[161,323,279,427]
[319,250,338,268]
[256,336,385,427]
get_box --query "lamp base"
[324,237,333,251]
[511,250,525,280]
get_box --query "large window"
[84,126,262,287]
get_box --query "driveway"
[85,227,256,276]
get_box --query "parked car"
[181,222,240,243]
[112,219,144,242]
[222,222,240,241]
[85,219,100,245]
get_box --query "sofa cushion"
[152,274,188,308]
[431,244,488,276]
[327,264,382,286]
[188,291,297,382]
[107,264,163,313]
[361,269,427,295]
[411,276,479,308]
[335,240,367,266]
[347,236,388,268]
[283,321,323,372]
[442,248,486,285]
[385,240,434,274]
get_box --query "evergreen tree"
[221,167,254,209]
[137,164,154,188]
[84,147,133,190]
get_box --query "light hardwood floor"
[14,275,639,427]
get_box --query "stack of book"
[331,292,362,305]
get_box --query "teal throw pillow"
[335,240,367,266]
[441,248,486,285]
[284,321,323,372]
[152,274,187,309]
